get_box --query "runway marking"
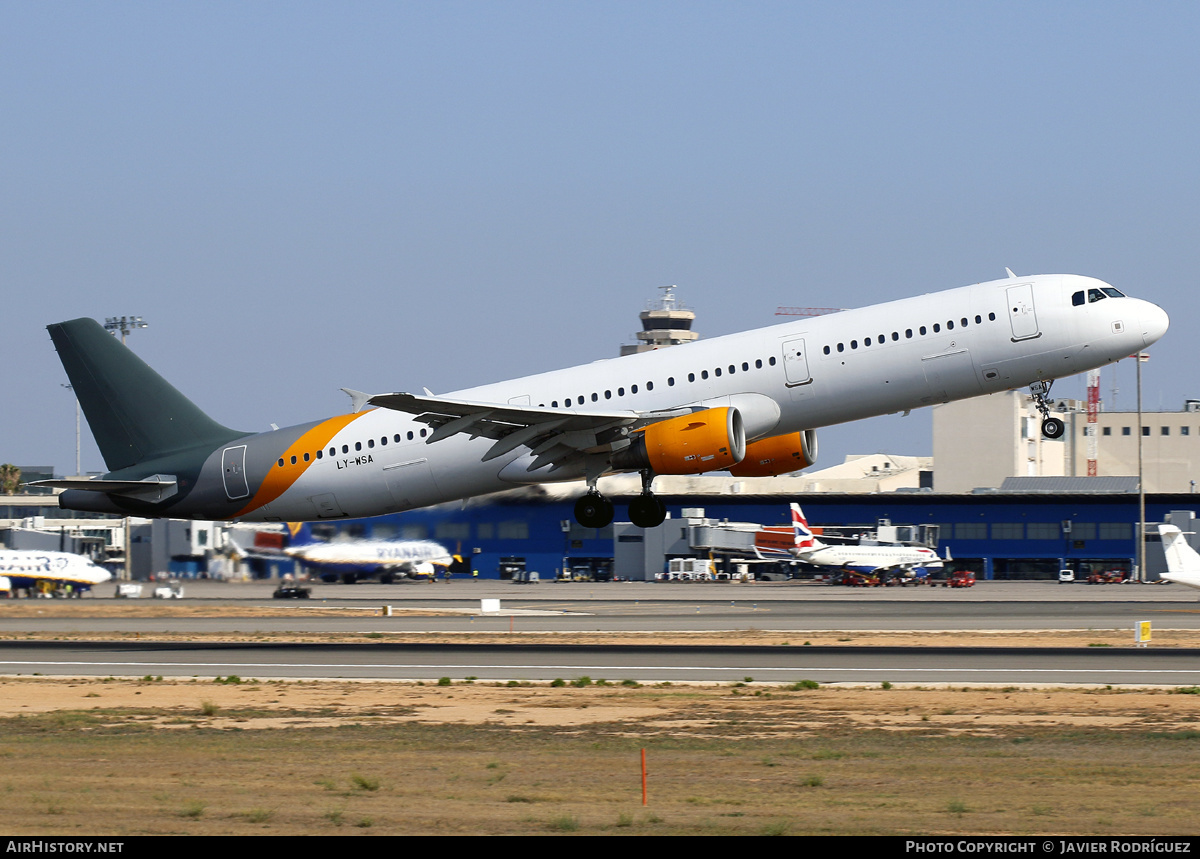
[2,661,1198,677]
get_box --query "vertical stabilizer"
[286,522,317,548]
[47,318,246,471]
[790,503,818,550]
[1158,524,1200,588]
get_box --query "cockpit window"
[1072,291,1085,306]
[1101,287,1126,298]
[1088,288,1107,303]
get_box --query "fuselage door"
[1006,284,1041,341]
[782,338,812,386]
[221,445,249,500]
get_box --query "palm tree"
[0,464,21,495]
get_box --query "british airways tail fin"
[1159,524,1200,589]
[790,503,817,550]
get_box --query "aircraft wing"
[345,390,689,474]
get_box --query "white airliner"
[37,272,1168,528]
[755,504,945,576]
[1157,524,1200,590]
[280,522,455,584]
[0,550,112,595]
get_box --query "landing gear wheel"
[1041,417,1065,440]
[1028,380,1063,439]
[628,493,667,528]
[575,492,614,528]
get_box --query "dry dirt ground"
[3,603,1200,834]
[1,676,1199,836]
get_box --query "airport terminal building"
[296,478,1195,582]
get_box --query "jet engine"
[728,429,817,477]
[613,407,746,475]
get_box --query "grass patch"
[2,682,1198,835]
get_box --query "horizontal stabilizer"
[29,475,178,503]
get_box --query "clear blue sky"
[2,2,1195,475]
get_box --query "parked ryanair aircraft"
[37,273,1167,528]
[282,522,456,584]
[0,550,112,596]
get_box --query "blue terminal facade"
[308,490,1200,581]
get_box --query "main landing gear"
[1029,380,1065,439]
[574,490,615,529]
[574,470,666,529]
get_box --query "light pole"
[61,384,80,476]
[1136,351,1147,582]
[103,316,148,345]
[103,316,148,581]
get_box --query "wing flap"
[352,391,693,469]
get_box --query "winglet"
[340,388,373,414]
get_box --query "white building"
[933,390,1200,493]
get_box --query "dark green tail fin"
[47,318,246,472]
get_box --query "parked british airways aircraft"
[762,504,944,577]
[37,273,1168,528]
[0,550,112,595]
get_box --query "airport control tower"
[619,285,699,356]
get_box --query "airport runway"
[1,640,1198,686]
[5,579,1200,636]
[3,580,1200,685]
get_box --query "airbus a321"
[37,272,1168,528]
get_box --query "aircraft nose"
[1140,301,1170,348]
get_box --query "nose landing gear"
[1029,380,1064,439]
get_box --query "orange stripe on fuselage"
[234,412,368,517]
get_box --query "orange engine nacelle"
[613,407,746,475]
[727,430,817,477]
